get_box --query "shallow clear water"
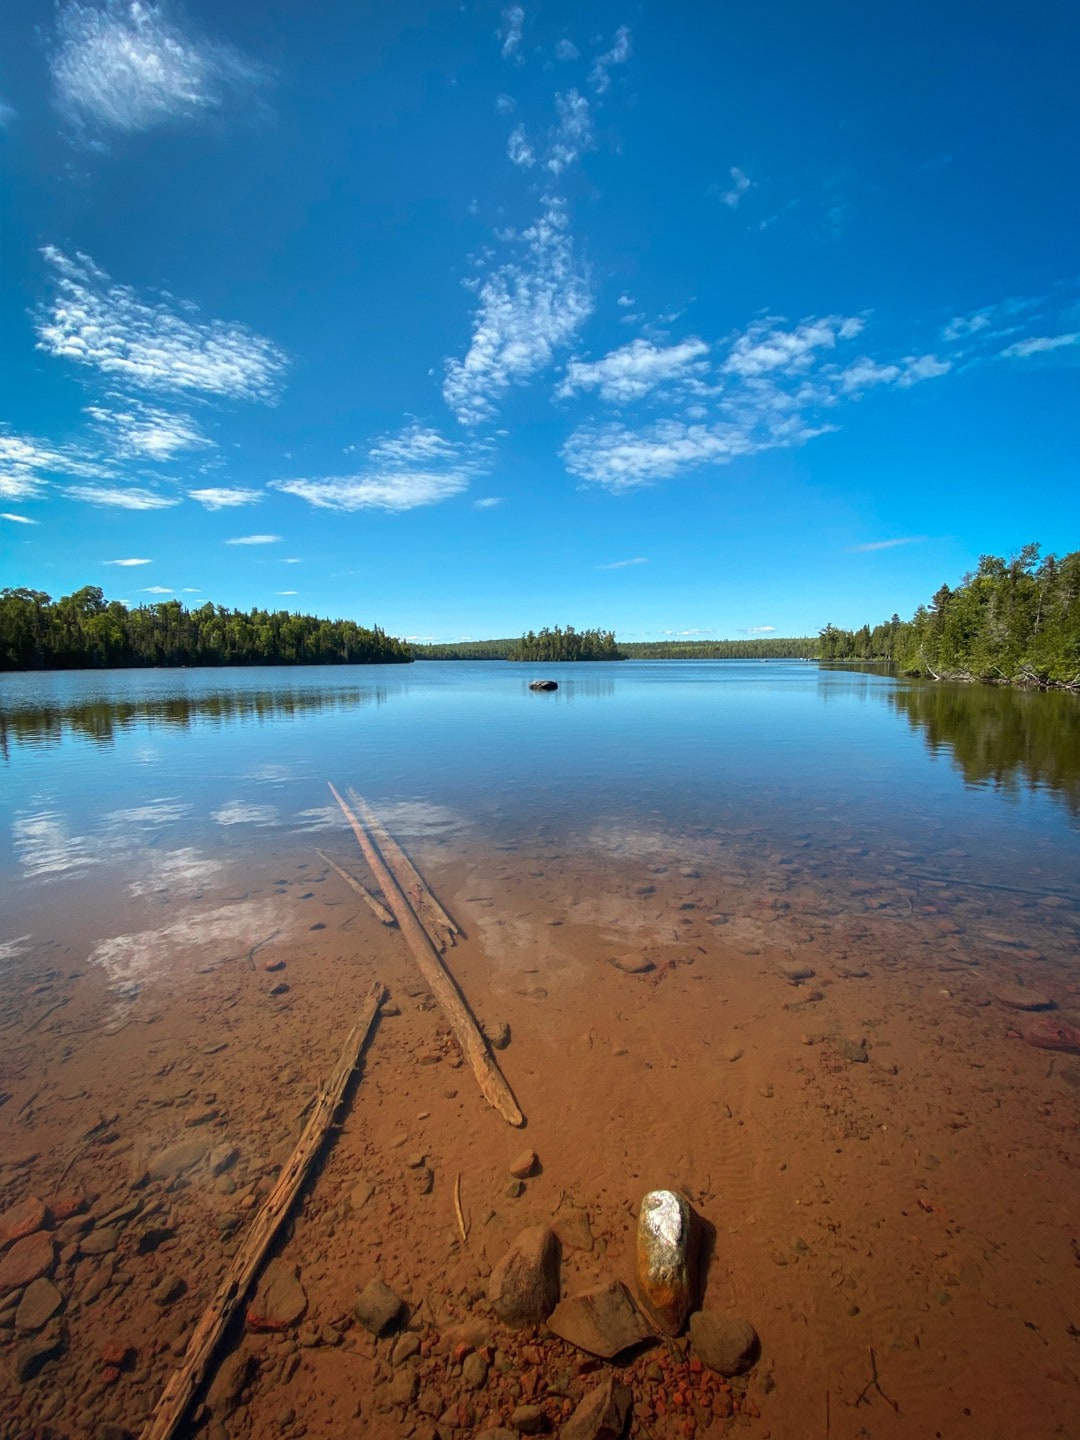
[1,660,1078,941]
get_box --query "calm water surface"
[1,660,1078,948]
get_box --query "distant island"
[2,545,1075,686]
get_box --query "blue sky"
[1,0,1077,642]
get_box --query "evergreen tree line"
[821,545,1080,686]
[509,626,622,661]
[0,587,412,670]
[620,637,819,659]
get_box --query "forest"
[509,626,622,661]
[822,545,1080,686]
[0,587,411,670]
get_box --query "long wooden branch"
[316,848,396,925]
[140,980,387,1440]
[329,783,524,1128]
[347,786,460,944]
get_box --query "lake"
[1,661,1078,1440]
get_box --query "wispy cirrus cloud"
[225,533,280,545]
[86,399,213,459]
[597,556,648,569]
[473,496,503,509]
[1000,333,1079,359]
[141,585,173,594]
[104,556,152,566]
[590,26,631,94]
[37,247,288,402]
[499,5,524,61]
[558,338,709,403]
[0,427,111,499]
[724,315,863,377]
[188,486,262,510]
[443,203,592,425]
[563,418,768,492]
[2,512,39,524]
[0,99,15,128]
[65,483,179,508]
[718,166,752,209]
[273,422,487,513]
[49,0,268,137]
[847,536,928,553]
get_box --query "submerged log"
[329,783,524,1127]
[140,980,386,1440]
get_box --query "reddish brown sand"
[1,834,1078,1440]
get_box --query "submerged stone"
[635,1190,698,1336]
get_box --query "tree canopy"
[0,588,411,671]
[821,545,1080,685]
[509,626,622,661]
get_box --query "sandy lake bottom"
[1,817,1078,1440]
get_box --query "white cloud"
[274,421,484,513]
[0,100,16,128]
[746,625,776,634]
[495,93,517,115]
[188,486,262,510]
[225,533,280,544]
[1000,333,1079,359]
[282,557,300,563]
[0,427,110,499]
[104,556,152,565]
[276,589,298,596]
[895,354,951,385]
[724,315,861,377]
[558,337,709,403]
[507,124,535,167]
[562,419,762,491]
[473,496,502,509]
[65,484,179,508]
[719,166,751,209]
[942,312,991,343]
[37,247,287,401]
[443,203,592,425]
[847,536,928,552]
[839,357,901,392]
[86,399,212,459]
[141,585,173,593]
[1,512,39,524]
[616,293,635,308]
[597,556,648,569]
[499,4,524,60]
[50,0,267,136]
[589,25,631,94]
[555,38,579,60]
[545,89,592,174]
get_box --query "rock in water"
[635,1190,698,1336]
[547,1280,654,1358]
[1022,1017,1080,1054]
[561,1375,632,1440]
[528,679,558,691]
[487,1226,560,1326]
[992,984,1054,1011]
[354,1277,405,1335]
[247,1259,307,1331]
[689,1310,759,1376]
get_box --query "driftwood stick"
[140,980,387,1440]
[347,788,460,941]
[329,783,523,1128]
[316,849,396,926]
[454,1172,469,1245]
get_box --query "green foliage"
[823,545,1080,686]
[0,588,412,671]
[621,637,819,659]
[411,639,517,659]
[509,626,622,661]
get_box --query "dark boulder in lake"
[529,679,558,691]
